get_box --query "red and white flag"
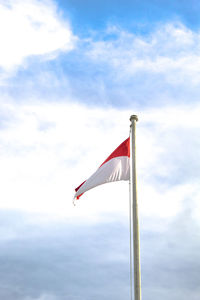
[74,137,130,200]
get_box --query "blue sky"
[1,0,200,299]
[58,0,200,33]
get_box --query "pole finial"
[130,115,138,122]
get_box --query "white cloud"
[0,0,76,70]
[24,294,58,300]
[1,98,200,230]
[86,23,200,85]
[23,293,59,300]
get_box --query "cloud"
[2,21,200,107]
[0,98,131,220]
[86,23,200,82]
[0,3,199,298]
[0,210,131,300]
[63,22,200,106]
[141,198,200,300]
[24,294,58,300]
[0,207,200,300]
[0,97,200,231]
[0,0,76,71]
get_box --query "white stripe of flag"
[74,137,130,200]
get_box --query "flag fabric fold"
[74,137,130,200]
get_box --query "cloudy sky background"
[1,0,200,299]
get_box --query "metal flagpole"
[130,115,141,300]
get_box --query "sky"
[1,0,200,299]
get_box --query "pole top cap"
[130,115,138,122]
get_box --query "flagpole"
[130,115,141,300]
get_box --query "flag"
[74,137,130,200]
